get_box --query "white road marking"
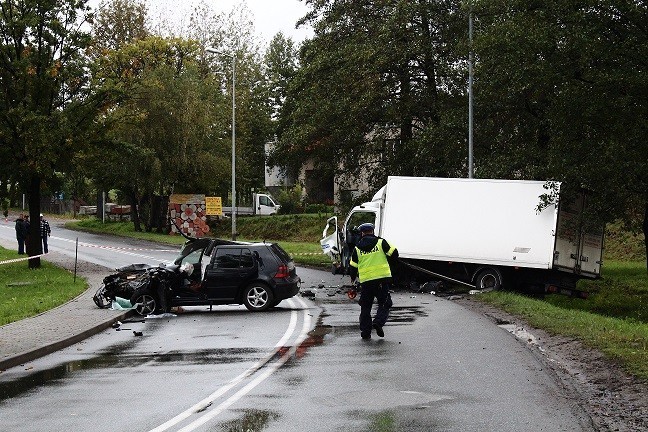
[150,297,313,432]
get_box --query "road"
[0,217,593,431]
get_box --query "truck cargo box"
[321,176,603,293]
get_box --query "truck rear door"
[553,195,603,278]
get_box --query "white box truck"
[222,193,280,216]
[320,177,603,296]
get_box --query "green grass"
[480,258,648,379]
[0,248,86,326]
[480,281,648,379]
[66,218,188,246]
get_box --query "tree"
[271,0,467,199]
[91,36,231,231]
[90,0,148,52]
[473,0,648,268]
[0,0,95,267]
[264,32,299,121]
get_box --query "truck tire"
[474,268,503,291]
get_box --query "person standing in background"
[40,214,51,253]
[15,214,26,254]
[24,215,30,254]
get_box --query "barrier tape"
[0,253,49,265]
[69,242,177,253]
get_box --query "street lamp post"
[206,47,237,240]
[468,6,474,179]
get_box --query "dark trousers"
[358,279,393,337]
[17,238,25,254]
[42,236,48,253]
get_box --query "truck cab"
[320,204,379,275]
[255,193,280,215]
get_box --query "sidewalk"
[0,249,133,371]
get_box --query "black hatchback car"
[165,238,300,312]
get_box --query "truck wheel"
[475,269,503,291]
[243,283,274,312]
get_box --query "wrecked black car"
[93,263,151,309]
[169,238,300,312]
[98,238,301,316]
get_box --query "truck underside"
[394,258,590,298]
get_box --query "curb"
[0,310,134,371]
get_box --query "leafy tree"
[271,0,467,199]
[0,0,96,267]
[197,3,275,206]
[473,0,648,268]
[91,36,230,231]
[264,32,299,121]
[90,0,148,52]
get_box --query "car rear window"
[270,243,293,264]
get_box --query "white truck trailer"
[321,177,603,296]
[222,193,280,216]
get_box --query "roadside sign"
[206,196,223,216]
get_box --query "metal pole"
[74,237,78,283]
[231,56,237,241]
[468,7,474,179]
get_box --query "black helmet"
[358,223,374,233]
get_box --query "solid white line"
[149,299,300,432]
[177,297,312,431]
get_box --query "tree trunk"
[96,190,104,221]
[129,190,141,232]
[643,202,648,273]
[27,175,42,269]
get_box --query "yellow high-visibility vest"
[351,239,395,283]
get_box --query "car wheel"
[243,283,274,312]
[131,291,158,316]
[93,285,109,309]
[475,268,503,291]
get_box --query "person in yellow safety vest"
[349,222,398,340]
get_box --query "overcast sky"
[89,0,313,43]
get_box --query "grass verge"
[479,259,648,379]
[0,248,86,326]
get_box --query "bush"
[276,185,304,214]
[304,203,334,214]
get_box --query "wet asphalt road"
[0,219,592,431]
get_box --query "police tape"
[0,253,49,265]
[0,241,177,266]
[290,252,324,256]
[71,242,177,253]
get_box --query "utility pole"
[468,5,474,179]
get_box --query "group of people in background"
[15,213,51,255]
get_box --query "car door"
[203,247,256,300]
